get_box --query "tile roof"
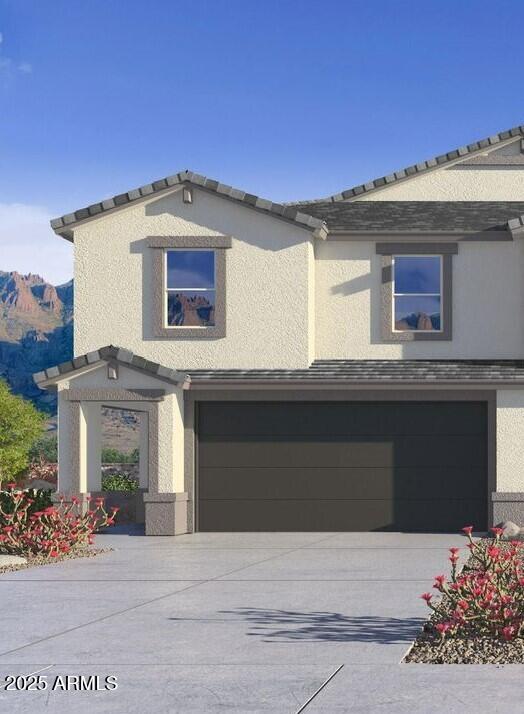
[50,170,327,240]
[187,359,524,384]
[296,124,524,202]
[287,201,524,234]
[35,352,524,390]
[33,345,189,388]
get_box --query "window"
[392,255,442,332]
[165,250,216,328]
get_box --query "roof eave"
[50,172,327,241]
[33,345,190,390]
[305,126,524,203]
[188,378,524,388]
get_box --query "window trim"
[392,254,443,334]
[376,242,457,342]
[148,235,230,339]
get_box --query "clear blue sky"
[1,0,523,282]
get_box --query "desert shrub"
[29,434,58,463]
[422,526,524,641]
[0,483,118,558]
[101,447,139,464]
[0,380,45,487]
[101,472,139,493]
[27,456,58,485]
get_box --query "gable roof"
[300,124,524,203]
[33,345,190,389]
[287,201,524,235]
[50,170,328,241]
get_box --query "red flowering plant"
[0,483,118,559]
[421,526,524,642]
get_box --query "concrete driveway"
[0,529,522,713]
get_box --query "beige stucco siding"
[315,239,524,359]
[496,390,524,492]
[74,186,314,369]
[350,139,524,201]
[353,168,524,201]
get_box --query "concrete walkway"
[0,529,522,713]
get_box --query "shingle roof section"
[50,170,327,240]
[188,360,524,384]
[33,345,189,388]
[286,201,524,233]
[298,124,524,202]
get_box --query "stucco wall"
[350,139,524,201]
[74,186,314,369]
[497,390,524,492]
[354,168,524,201]
[315,239,524,359]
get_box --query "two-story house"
[36,124,524,534]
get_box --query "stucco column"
[54,398,92,512]
[57,387,73,493]
[493,389,524,526]
[84,403,102,492]
[143,387,188,535]
[138,412,149,489]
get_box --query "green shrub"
[101,447,139,464]
[0,380,45,487]
[101,472,139,492]
[0,488,52,523]
[29,434,58,462]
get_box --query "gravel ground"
[404,538,524,664]
[0,547,110,575]
[404,611,524,664]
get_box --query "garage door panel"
[199,467,483,501]
[392,435,486,468]
[199,440,395,468]
[198,402,486,437]
[198,499,397,531]
[388,402,486,436]
[198,498,487,532]
[200,467,396,500]
[200,435,484,469]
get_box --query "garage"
[197,400,488,532]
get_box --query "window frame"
[148,235,231,339]
[376,242,457,342]
[391,254,443,334]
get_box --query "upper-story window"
[392,255,442,332]
[166,250,216,327]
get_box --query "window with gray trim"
[147,235,230,339]
[376,242,457,342]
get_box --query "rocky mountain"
[0,271,73,412]
[395,312,441,332]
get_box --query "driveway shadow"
[217,608,424,644]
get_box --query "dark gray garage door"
[197,401,488,532]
